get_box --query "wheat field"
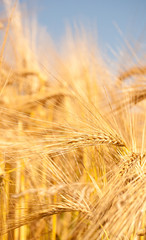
[0,1,145,240]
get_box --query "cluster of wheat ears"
[0,1,145,240]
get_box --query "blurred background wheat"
[0,1,145,239]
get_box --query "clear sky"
[19,0,146,55]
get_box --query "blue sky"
[19,0,146,55]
